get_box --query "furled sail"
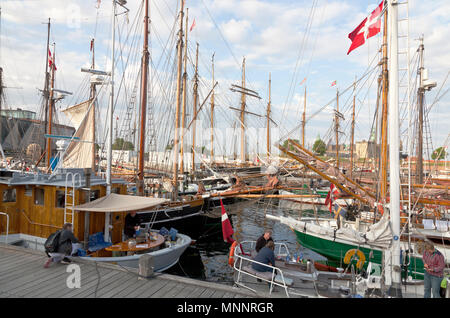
[62,99,94,168]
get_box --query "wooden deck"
[0,244,265,298]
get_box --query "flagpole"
[105,0,116,242]
[386,0,402,298]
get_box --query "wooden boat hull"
[293,229,426,280]
[80,233,192,271]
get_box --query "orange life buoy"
[228,241,238,266]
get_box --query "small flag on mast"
[331,80,337,87]
[300,77,307,86]
[347,0,384,55]
[190,18,196,32]
[48,49,57,71]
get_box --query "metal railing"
[232,241,297,297]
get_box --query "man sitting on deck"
[252,241,276,273]
[124,211,142,240]
[255,229,274,253]
[44,223,79,268]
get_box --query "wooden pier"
[0,244,263,298]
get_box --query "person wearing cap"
[422,241,445,298]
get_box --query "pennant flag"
[48,49,57,71]
[331,80,337,87]
[190,18,196,32]
[90,39,94,52]
[347,0,384,55]
[324,184,340,213]
[300,77,307,86]
[96,0,101,9]
[220,198,235,244]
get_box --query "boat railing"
[0,212,9,244]
[239,240,290,258]
[233,241,298,297]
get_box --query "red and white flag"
[300,77,307,86]
[220,198,235,244]
[324,184,340,213]
[347,0,384,55]
[190,18,196,32]
[331,80,337,87]
[48,49,57,71]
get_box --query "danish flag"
[220,198,235,244]
[324,184,340,213]
[48,49,57,71]
[347,1,384,55]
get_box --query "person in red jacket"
[422,241,446,298]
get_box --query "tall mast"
[266,73,271,158]
[104,0,117,242]
[46,43,56,169]
[380,10,389,202]
[335,89,339,169]
[191,43,199,173]
[43,18,51,145]
[90,39,97,173]
[138,0,150,196]
[387,0,402,297]
[106,0,117,195]
[415,37,425,185]
[302,86,306,147]
[240,58,246,163]
[42,19,51,166]
[172,0,185,200]
[210,52,215,164]
[180,9,189,175]
[350,82,356,179]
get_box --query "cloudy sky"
[0,0,449,158]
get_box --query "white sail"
[62,99,94,169]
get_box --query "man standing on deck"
[44,223,79,268]
[255,229,273,253]
[124,211,142,240]
[422,241,445,298]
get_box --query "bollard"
[139,254,154,279]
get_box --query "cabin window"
[3,188,16,203]
[24,186,32,197]
[112,187,121,194]
[34,188,45,206]
[90,190,100,201]
[55,190,65,208]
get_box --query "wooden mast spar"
[138,0,150,196]
[46,43,56,169]
[380,9,389,203]
[210,52,215,165]
[302,86,306,147]
[266,73,271,158]
[172,0,185,200]
[191,43,199,173]
[240,58,246,164]
[180,9,189,175]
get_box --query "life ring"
[344,249,366,270]
[228,241,239,266]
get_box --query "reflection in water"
[165,200,329,285]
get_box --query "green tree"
[313,139,326,156]
[431,147,447,160]
[281,139,300,152]
[112,138,134,151]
